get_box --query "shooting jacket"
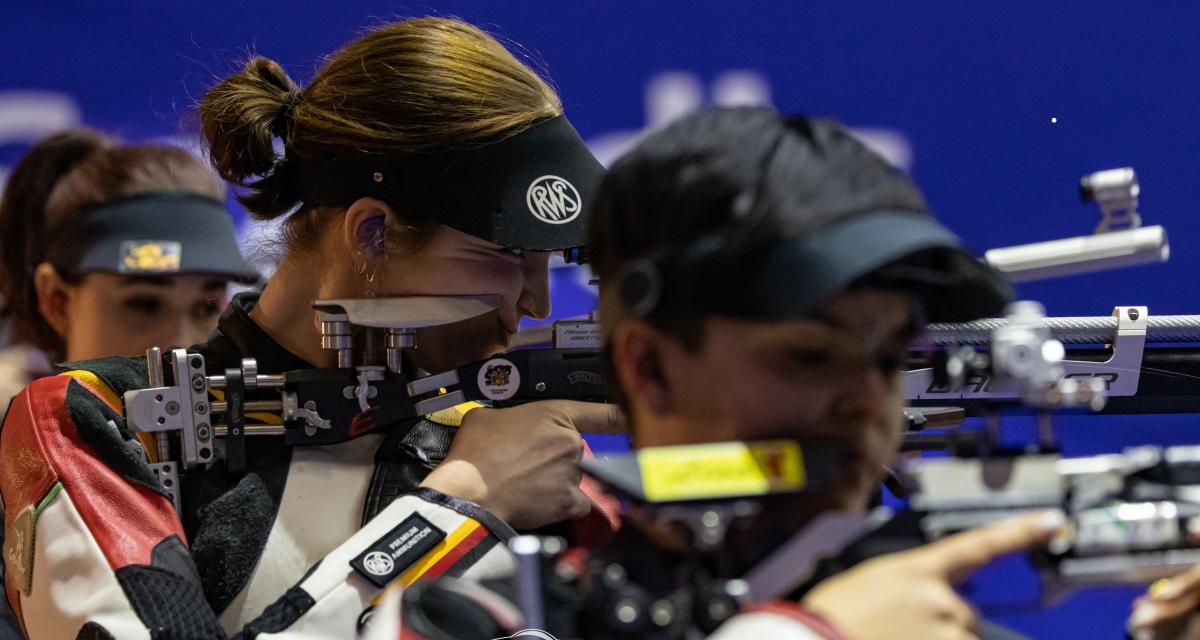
[0,293,617,639]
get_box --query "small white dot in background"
[1051,117,1058,123]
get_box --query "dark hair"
[588,107,930,405]
[200,16,563,256]
[0,128,223,357]
[589,107,929,341]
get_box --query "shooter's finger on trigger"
[917,510,1067,583]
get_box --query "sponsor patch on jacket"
[350,513,447,588]
[119,240,182,273]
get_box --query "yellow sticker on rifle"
[638,440,806,502]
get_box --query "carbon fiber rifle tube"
[926,315,1200,345]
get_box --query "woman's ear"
[341,197,393,258]
[610,318,680,418]
[33,263,73,339]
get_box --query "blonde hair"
[200,17,563,253]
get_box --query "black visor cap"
[46,192,258,283]
[297,116,605,252]
[737,211,1013,323]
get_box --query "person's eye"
[873,351,907,374]
[193,298,223,319]
[779,348,833,369]
[123,296,163,316]
[496,247,525,263]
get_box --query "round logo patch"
[362,551,395,577]
[526,175,582,224]
[477,358,521,401]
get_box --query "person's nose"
[168,314,215,350]
[517,252,552,320]
[826,362,894,433]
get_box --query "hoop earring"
[364,269,378,298]
[356,254,379,298]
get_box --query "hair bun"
[200,56,303,218]
[272,90,303,139]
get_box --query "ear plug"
[358,216,386,255]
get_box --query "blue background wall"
[5,2,1200,636]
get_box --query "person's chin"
[496,325,516,352]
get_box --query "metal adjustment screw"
[724,579,751,601]
[165,401,180,415]
[650,600,674,627]
[373,171,384,183]
[386,328,415,374]
[535,382,547,393]
[707,597,733,622]
[192,374,206,391]
[320,316,354,368]
[195,402,208,414]
[1129,308,1141,321]
[196,424,210,439]
[603,563,627,586]
[242,358,259,391]
[615,599,640,624]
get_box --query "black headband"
[294,115,605,252]
[618,210,1012,324]
[44,192,258,283]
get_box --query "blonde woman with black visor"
[0,17,620,639]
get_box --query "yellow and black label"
[638,440,806,502]
[119,240,182,273]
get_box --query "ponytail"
[0,128,111,349]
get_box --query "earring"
[356,253,379,298]
[364,269,378,298]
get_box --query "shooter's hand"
[803,511,1065,640]
[419,400,624,530]
[1128,566,1200,640]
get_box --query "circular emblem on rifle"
[526,175,581,224]
[362,551,395,577]
[478,358,521,401]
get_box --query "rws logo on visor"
[526,175,581,224]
